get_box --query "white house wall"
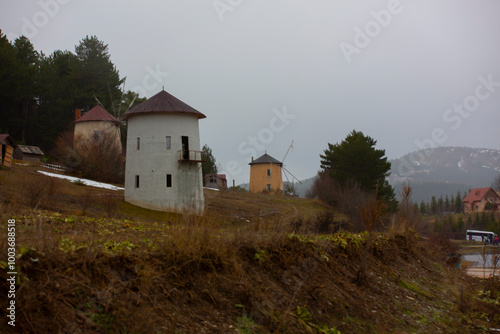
[124,113,204,214]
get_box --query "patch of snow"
[38,171,124,191]
[482,165,491,169]
[204,187,220,191]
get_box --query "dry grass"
[0,166,499,333]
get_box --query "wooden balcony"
[178,150,208,163]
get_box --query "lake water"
[462,252,500,267]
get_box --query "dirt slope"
[0,166,499,333]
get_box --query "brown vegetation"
[52,130,124,184]
[0,166,499,333]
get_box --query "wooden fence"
[12,159,41,167]
[11,159,67,172]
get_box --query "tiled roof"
[463,187,499,203]
[17,145,44,155]
[74,105,120,123]
[204,174,227,180]
[0,134,14,145]
[122,90,206,120]
[249,153,282,166]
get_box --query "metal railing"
[177,150,208,163]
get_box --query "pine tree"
[437,196,444,215]
[419,200,426,214]
[430,196,438,215]
[320,130,397,211]
[444,195,450,213]
[455,191,463,213]
[201,144,218,177]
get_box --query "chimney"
[75,109,81,120]
[251,156,254,162]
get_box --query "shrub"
[307,172,374,232]
[52,130,124,184]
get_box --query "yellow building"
[249,153,283,194]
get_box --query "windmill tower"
[248,153,284,194]
[73,105,122,154]
[122,89,206,214]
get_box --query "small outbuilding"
[0,134,15,167]
[13,145,44,162]
[249,153,283,194]
[204,174,227,190]
[463,187,500,213]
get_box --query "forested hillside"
[389,147,500,202]
[0,32,142,152]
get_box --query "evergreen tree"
[444,195,450,213]
[201,144,218,177]
[73,35,124,111]
[37,50,79,149]
[320,130,397,211]
[13,36,39,143]
[419,200,426,214]
[487,213,498,234]
[455,191,463,213]
[414,202,419,214]
[0,31,19,135]
[437,196,444,215]
[430,196,438,214]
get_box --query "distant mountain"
[284,176,316,197]
[389,147,500,203]
[239,147,500,203]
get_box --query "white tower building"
[122,89,206,214]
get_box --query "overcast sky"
[2,0,500,185]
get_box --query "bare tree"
[492,173,500,192]
[52,130,124,184]
[393,182,421,232]
[307,171,373,232]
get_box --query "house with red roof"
[463,187,500,213]
[204,174,227,190]
[74,105,122,153]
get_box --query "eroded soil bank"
[1,229,499,333]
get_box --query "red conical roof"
[74,105,120,123]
